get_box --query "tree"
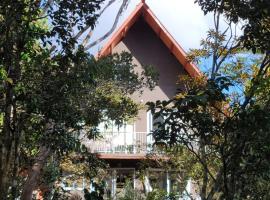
[0,0,157,199]
[0,1,102,197]
[19,50,156,200]
[195,0,270,54]
[147,0,270,199]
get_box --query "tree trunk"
[21,146,51,200]
[0,141,17,199]
[0,88,15,199]
[201,150,208,200]
[0,168,10,199]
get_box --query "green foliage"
[116,179,179,200]
[148,1,270,198]
[148,73,270,199]
[0,0,159,198]
[19,48,155,152]
[15,47,157,198]
[117,179,145,200]
[84,181,105,200]
[41,162,61,186]
[146,189,177,200]
[195,0,270,53]
[146,189,167,200]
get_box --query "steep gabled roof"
[98,1,201,77]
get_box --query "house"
[81,0,200,199]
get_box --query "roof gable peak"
[98,1,201,77]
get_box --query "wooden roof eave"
[98,3,145,57]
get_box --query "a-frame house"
[86,1,201,199]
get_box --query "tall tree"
[0,0,157,199]
[147,0,270,199]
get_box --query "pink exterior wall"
[112,18,187,133]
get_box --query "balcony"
[84,131,153,155]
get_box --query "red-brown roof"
[98,1,201,77]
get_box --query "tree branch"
[241,52,270,109]
[74,0,117,41]
[40,0,54,16]
[84,0,130,50]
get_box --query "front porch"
[60,168,198,200]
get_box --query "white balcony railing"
[84,132,153,154]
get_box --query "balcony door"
[97,121,135,153]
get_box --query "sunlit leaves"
[46,0,104,51]
[195,0,270,53]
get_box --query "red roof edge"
[98,2,201,78]
[98,2,144,57]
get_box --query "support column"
[186,179,192,196]
[90,180,94,192]
[133,131,136,154]
[166,171,170,194]
[144,170,152,193]
[124,125,127,154]
[133,169,136,190]
[111,170,117,200]
[134,123,137,154]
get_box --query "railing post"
[124,127,127,154]
[133,132,136,154]
[111,131,115,153]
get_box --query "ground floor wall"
[60,166,200,200]
[102,168,193,200]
